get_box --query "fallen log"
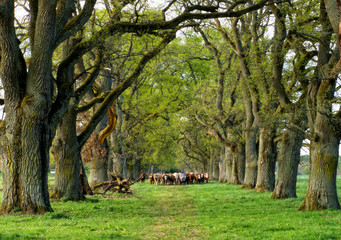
[92,175,143,195]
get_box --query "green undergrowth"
[0,174,340,239]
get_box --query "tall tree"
[298,0,341,210]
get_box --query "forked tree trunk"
[255,127,276,191]
[50,105,84,200]
[271,127,304,199]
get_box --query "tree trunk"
[299,115,340,210]
[231,143,245,185]
[298,0,341,210]
[243,127,258,188]
[89,127,109,187]
[271,127,304,199]
[132,157,141,180]
[1,103,52,214]
[255,127,276,191]
[208,149,219,180]
[89,67,112,186]
[221,147,233,183]
[226,154,233,183]
[50,104,84,200]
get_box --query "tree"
[298,0,341,210]
[270,1,313,199]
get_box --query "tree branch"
[77,31,176,148]
[56,0,97,46]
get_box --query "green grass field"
[0,174,340,239]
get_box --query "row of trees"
[101,0,341,211]
[0,0,275,214]
[0,0,340,214]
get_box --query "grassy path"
[142,185,203,239]
[0,177,341,239]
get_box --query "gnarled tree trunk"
[50,104,84,200]
[272,127,304,199]
[299,0,341,210]
[299,112,340,210]
[1,106,52,214]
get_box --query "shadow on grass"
[0,234,43,240]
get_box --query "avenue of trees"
[0,0,341,214]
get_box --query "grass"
[0,174,340,239]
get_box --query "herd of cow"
[140,172,209,185]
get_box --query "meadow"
[0,174,340,240]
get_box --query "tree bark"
[231,143,245,185]
[224,147,233,183]
[271,127,304,199]
[298,121,340,210]
[298,0,341,210]
[242,125,258,189]
[50,103,84,200]
[0,1,56,213]
[89,122,109,187]
[255,127,276,191]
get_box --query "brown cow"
[140,173,147,183]
[186,173,192,184]
[166,173,175,185]
[161,173,168,185]
[203,173,209,183]
[192,173,199,184]
[149,173,155,184]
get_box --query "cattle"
[173,172,179,185]
[199,173,204,183]
[166,173,175,185]
[192,173,199,184]
[203,173,209,183]
[180,172,186,185]
[161,173,168,185]
[149,173,155,184]
[147,171,209,186]
[154,173,162,185]
[186,173,193,184]
[140,173,147,183]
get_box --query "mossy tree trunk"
[299,0,341,210]
[0,1,58,213]
[271,127,304,199]
[299,115,340,210]
[51,102,84,200]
